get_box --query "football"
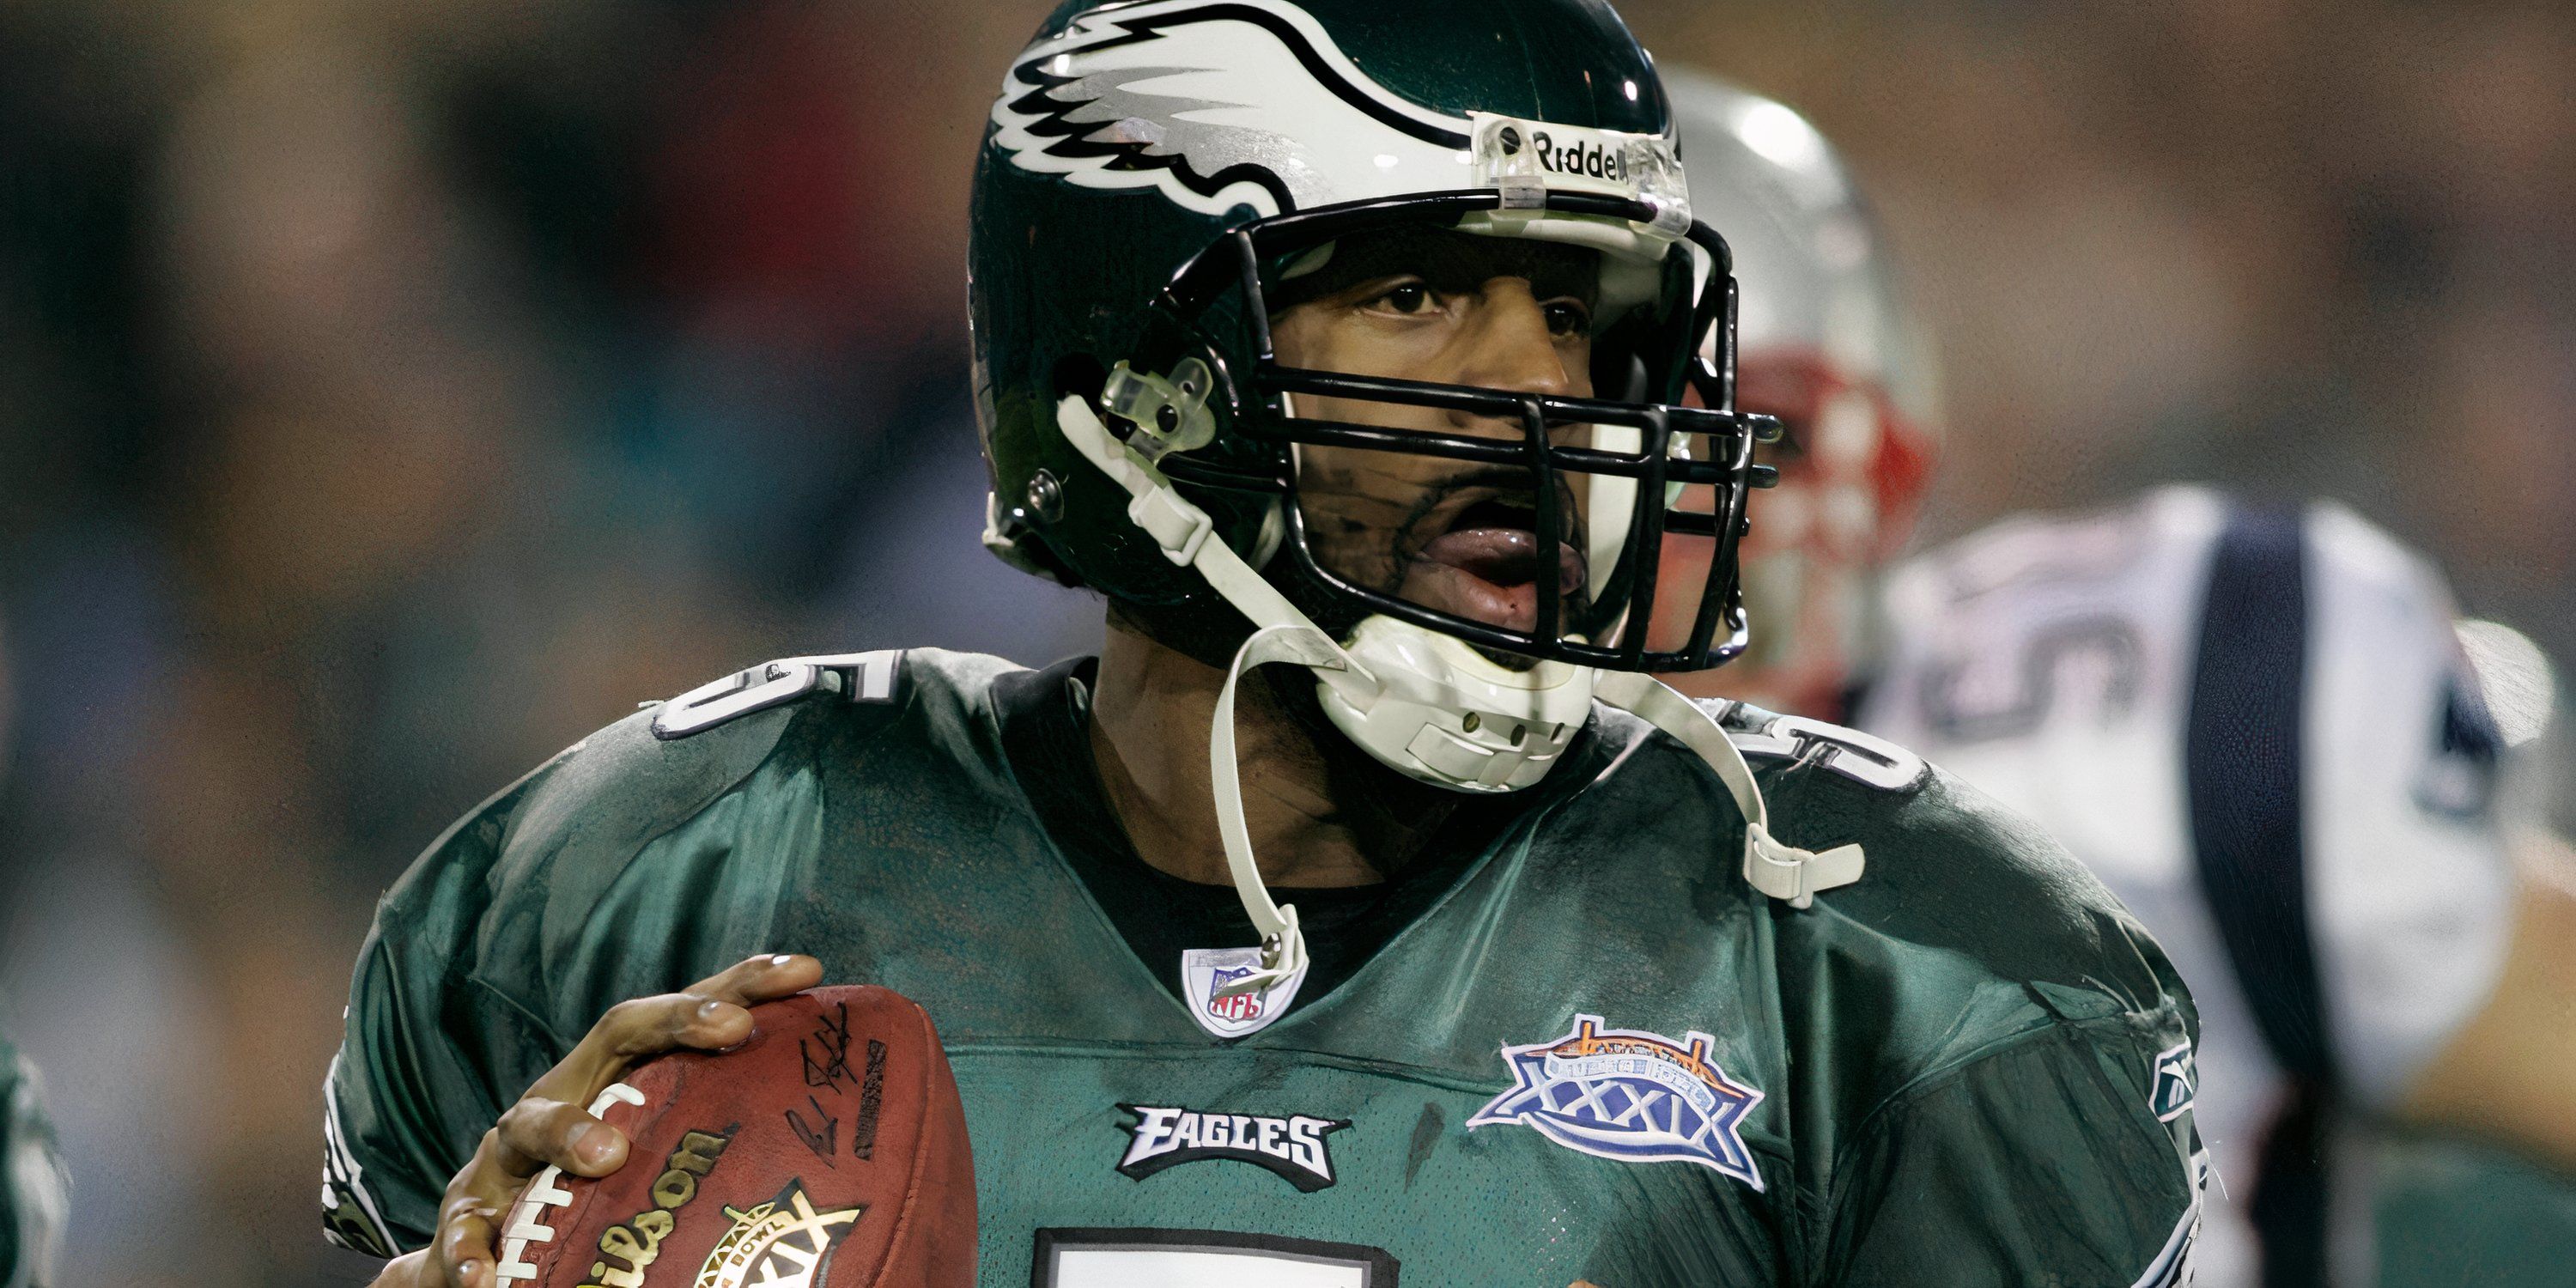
[493,984,976,1288]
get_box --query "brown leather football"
[493,985,976,1288]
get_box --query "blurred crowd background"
[0,0,2567,1283]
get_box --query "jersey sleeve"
[1815,1019,2206,1287]
[322,758,578,1256]
[321,684,822,1256]
[2298,503,2513,1109]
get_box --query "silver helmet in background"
[1655,70,1941,716]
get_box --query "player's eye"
[1541,299,1591,337]
[1366,281,1437,315]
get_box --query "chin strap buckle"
[1127,485,1216,565]
[1592,671,1868,910]
[1743,828,1865,910]
[1209,909,1310,1001]
[1204,625,1359,1006]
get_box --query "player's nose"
[1448,277,1573,439]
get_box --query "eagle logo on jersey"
[1469,1015,1765,1188]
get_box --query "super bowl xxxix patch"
[1468,1014,1765,1189]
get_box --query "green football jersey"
[324,648,2203,1286]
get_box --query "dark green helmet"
[969,0,1777,672]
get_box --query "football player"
[2367,620,2576,1288]
[0,622,70,1288]
[327,4,2203,1285]
[1643,71,2576,1288]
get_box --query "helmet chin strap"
[1205,623,1340,998]
[1053,394,1864,1002]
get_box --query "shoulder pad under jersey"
[649,649,906,739]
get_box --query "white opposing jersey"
[1856,485,2513,1288]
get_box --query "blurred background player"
[1856,489,2575,1287]
[1650,70,2576,1288]
[0,1039,64,1288]
[0,621,70,1288]
[1647,67,1938,722]
[2366,619,2576,1288]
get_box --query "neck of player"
[1088,614,1457,891]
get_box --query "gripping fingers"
[494,1097,628,1179]
[689,951,824,1007]
[434,1190,504,1288]
[528,954,823,1110]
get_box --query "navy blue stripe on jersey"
[2184,503,2330,1288]
[2184,506,2330,1080]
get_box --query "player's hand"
[363,952,826,1288]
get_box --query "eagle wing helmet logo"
[991,0,1476,217]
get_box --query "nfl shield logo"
[1206,966,1263,1023]
[1179,946,1308,1039]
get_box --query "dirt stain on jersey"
[1404,1100,1445,1188]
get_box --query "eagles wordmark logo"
[1117,1103,1349,1193]
[1469,1014,1765,1188]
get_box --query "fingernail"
[697,998,725,1020]
[566,1120,594,1152]
[769,953,793,966]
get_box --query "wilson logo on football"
[483,986,976,1288]
[495,1085,738,1285]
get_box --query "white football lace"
[494,1083,645,1283]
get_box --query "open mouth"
[1400,494,1588,635]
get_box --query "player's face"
[1270,230,1599,641]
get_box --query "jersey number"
[1033,1228,1397,1287]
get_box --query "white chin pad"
[1316,617,1598,793]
